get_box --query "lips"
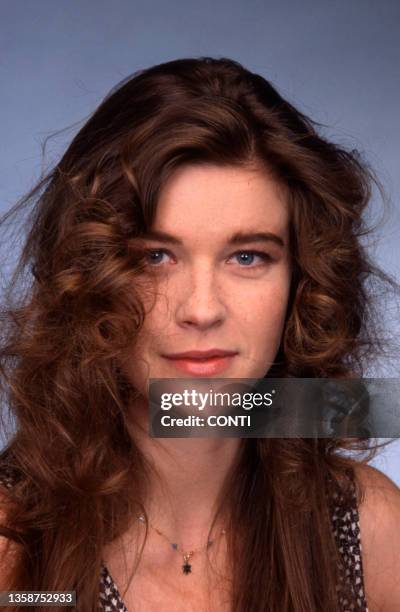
[162,349,238,376]
[163,349,238,360]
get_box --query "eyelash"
[144,249,274,269]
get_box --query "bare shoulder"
[0,487,21,588]
[352,463,400,612]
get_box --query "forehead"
[152,164,289,239]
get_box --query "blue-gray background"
[1,1,399,483]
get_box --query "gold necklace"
[137,514,227,574]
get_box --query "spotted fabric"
[328,471,369,612]
[0,465,368,611]
[99,564,128,612]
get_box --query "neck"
[125,393,242,549]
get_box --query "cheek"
[133,290,171,348]
[241,285,290,342]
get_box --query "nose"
[175,265,227,330]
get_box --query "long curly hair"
[0,56,399,611]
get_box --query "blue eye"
[145,249,171,265]
[233,250,272,267]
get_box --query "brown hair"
[0,56,399,611]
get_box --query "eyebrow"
[142,229,286,249]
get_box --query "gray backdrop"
[1,0,399,483]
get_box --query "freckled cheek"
[240,288,289,342]
[132,286,172,340]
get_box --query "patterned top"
[0,466,368,611]
[328,472,369,612]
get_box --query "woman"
[0,56,399,612]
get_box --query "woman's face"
[121,163,292,395]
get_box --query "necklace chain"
[137,513,227,575]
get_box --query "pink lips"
[162,349,238,376]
